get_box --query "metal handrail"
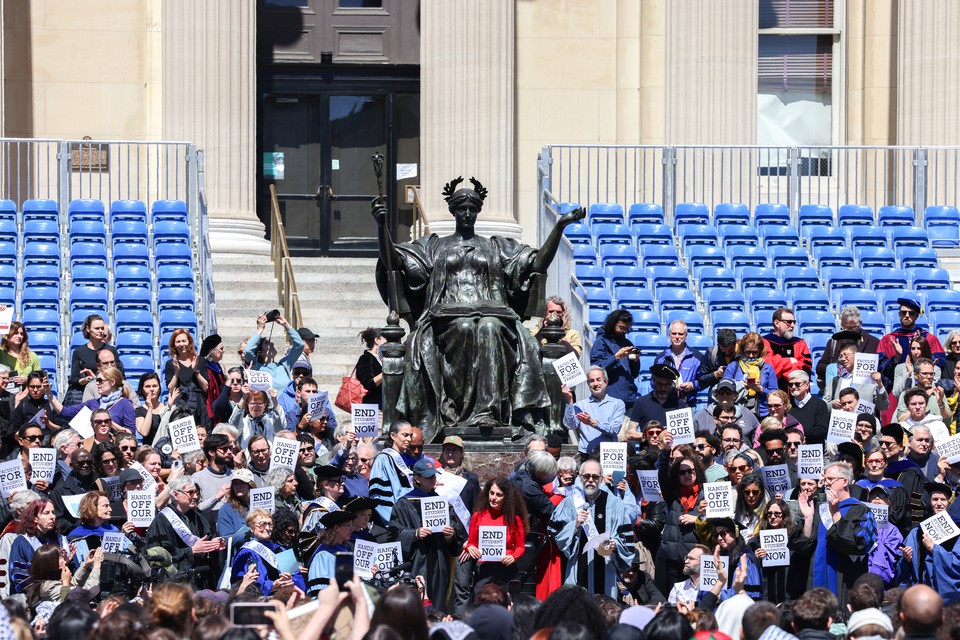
[410,185,429,240]
[268,184,303,327]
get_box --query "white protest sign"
[599,442,628,474]
[101,476,122,502]
[353,539,378,578]
[867,502,889,528]
[102,532,131,554]
[0,458,27,498]
[129,461,156,489]
[375,542,403,572]
[699,554,729,590]
[827,409,857,444]
[168,416,202,454]
[636,470,662,502]
[307,391,328,419]
[479,526,508,562]
[420,496,449,533]
[247,370,273,391]
[435,469,467,498]
[921,511,960,545]
[69,405,95,439]
[0,306,13,334]
[761,464,792,495]
[28,448,57,484]
[352,404,380,438]
[705,481,735,518]
[251,486,275,513]
[758,528,791,567]
[855,399,875,416]
[554,351,587,388]
[853,353,879,385]
[665,408,695,446]
[128,489,156,527]
[271,438,300,471]
[797,445,823,479]
[62,493,84,518]
[938,433,960,462]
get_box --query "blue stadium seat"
[788,289,831,313]
[768,246,810,269]
[695,267,737,293]
[748,290,788,316]
[70,285,108,313]
[859,311,886,335]
[896,246,939,269]
[753,203,790,227]
[628,203,665,226]
[798,204,834,232]
[737,267,778,291]
[21,199,59,223]
[846,226,887,248]
[0,241,16,268]
[632,333,670,357]
[22,220,60,244]
[710,311,751,334]
[607,265,648,291]
[592,223,633,249]
[0,264,15,287]
[159,309,198,336]
[677,224,718,249]
[70,331,87,352]
[657,288,698,313]
[574,264,606,289]
[599,244,639,268]
[647,266,690,293]
[760,224,801,248]
[36,353,57,376]
[640,245,680,267]
[68,241,105,269]
[719,224,760,247]
[114,264,153,289]
[0,219,16,244]
[115,331,155,357]
[119,354,156,379]
[587,309,607,330]
[69,219,107,246]
[805,225,846,249]
[157,286,195,312]
[713,203,750,227]
[779,266,821,289]
[797,310,837,336]
[114,286,153,312]
[908,267,951,290]
[582,287,614,311]
[632,224,674,246]
[705,289,746,313]
[837,204,874,226]
[727,246,768,269]
[70,265,109,288]
[663,310,705,335]
[110,200,148,225]
[111,220,150,247]
[629,310,662,335]
[686,246,726,270]
[687,334,712,349]
[22,264,61,287]
[878,206,915,227]
[754,314,775,335]
[29,331,59,357]
[115,308,155,334]
[587,203,624,226]
[836,288,879,313]
[23,241,61,268]
[925,289,960,313]
[855,246,896,269]
[865,267,909,290]
[22,308,61,335]
[572,244,597,266]
[822,267,866,292]
[0,200,16,223]
[68,199,105,224]
[928,312,960,336]
[925,206,960,247]
[813,246,855,270]
[674,203,710,228]
[153,220,191,247]
[151,200,189,224]
[614,287,655,312]
[0,286,14,308]
[21,286,60,311]
[886,226,929,249]
[879,289,922,315]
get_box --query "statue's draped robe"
[377,233,550,436]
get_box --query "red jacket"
[466,508,526,561]
[762,333,812,387]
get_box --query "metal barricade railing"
[268,184,303,328]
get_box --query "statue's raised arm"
[532,206,586,274]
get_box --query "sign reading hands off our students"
[665,408,695,445]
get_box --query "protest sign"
[867,502,889,528]
[28,448,56,484]
[0,458,27,498]
[599,442,628,474]
[797,445,824,479]
[101,476,122,502]
[827,409,857,444]
[665,408,695,446]
[937,433,960,462]
[761,464,792,495]
[375,542,403,572]
[855,399,875,416]
[62,494,84,518]
[853,353,879,385]
[0,306,13,334]
[102,532,131,554]
[129,461,156,489]
[251,487,275,513]
[352,403,380,438]
[271,438,300,471]
[69,406,94,439]
[277,549,300,574]
[705,481,735,519]
[479,526,508,562]
[128,489,156,527]
[554,351,587,388]
[420,496,449,533]
[636,470,662,502]
[247,370,273,391]
[353,539,378,578]
[758,528,790,567]
[921,511,960,545]
[699,555,729,590]
[307,391,329,419]
[168,416,202,454]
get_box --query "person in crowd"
[533,295,583,356]
[116,432,138,466]
[286,375,336,451]
[198,333,225,423]
[656,320,703,405]
[387,459,468,613]
[626,364,686,444]
[231,507,305,595]
[667,544,708,605]
[880,423,928,526]
[892,337,943,398]
[145,475,224,589]
[857,448,911,535]
[133,372,173,445]
[695,431,727,482]
[246,434,270,486]
[10,498,76,594]
[723,333,778,418]
[438,434,480,515]
[733,472,769,543]
[344,495,387,543]
[0,321,40,393]
[787,370,831,444]
[694,379,762,442]
[823,341,887,412]
[190,433,234,511]
[654,431,705,595]
[294,433,318,500]
[757,390,801,443]
[561,366,625,457]
[879,298,946,391]
[51,366,137,434]
[7,424,47,492]
[81,348,138,404]
[905,426,940,481]
[79,408,121,452]
[944,329,960,380]
[65,314,121,406]
[229,387,285,449]
[25,543,102,616]
[65,490,119,543]
[329,434,369,499]
[695,328,739,396]
[49,448,100,533]
[0,364,15,456]
[707,517,762,601]
[762,308,812,392]
[266,466,301,517]
[460,477,527,593]
[163,329,209,426]
[815,306,881,388]
[369,421,418,525]
[865,485,904,588]
[855,413,879,450]
[212,366,246,424]
[0,489,41,598]
[11,371,65,436]
[356,326,386,406]
[895,358,952,424]
[750,497,815,603]
[244,312,305,393]
[899,585,943,640]
[590,309,641,405]
[302,464,347,531]
[92,440,124,499]
[724,450,755,488]
[216,468,256,543]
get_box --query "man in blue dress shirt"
[561,366,626,458]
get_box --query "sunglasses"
[581,474,602,481]
[120,445,136,451]
[645,429,663,436]
[730,464,751,472]
[678,468,696,476]
[101,457,118,465]
[694,444,708,450]
[788,381,805,388]
[22,435,43,442]
[75,460,93,467]
[93,419,112,425]
[743,488,761,496]
[767,510,783,517]
[95,378,107,384]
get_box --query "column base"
[427,218,523,240]
[208,215,271,256]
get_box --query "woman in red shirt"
[459,476,528,591]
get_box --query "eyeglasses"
[22,434,42,442]
[767,404,784,410]
[722,437,741,444]
[767,510,783,517]
[917,370,935,377]
[678,468,696,476]
[75,459,93,467]
[253,522,273,530]
[788,381,805,388]
[865,458,886,465]
[248,401,266,406]
[251,448,270,455]
[645,429,662,436]
[823,476,846,485]
[229,379,244,385]
[93,419,111,425]
[175,488,199,496]
[581,474,602,481]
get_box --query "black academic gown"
[146,504,220,589]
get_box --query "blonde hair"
[99,366,133,399]
[245,507,273,528]
[759,416,782,433]
[148,582,195,636]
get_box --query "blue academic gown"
[10,532,77,593]
[812,498,877,604]
[306,542,350,595]
[231,537,306,596]
[369,450,416,526]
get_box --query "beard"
[683,565,697,577]
[583,484,599,499]
[781,329,794,341]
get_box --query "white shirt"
[668,578,700,604]
[792,392,811,408]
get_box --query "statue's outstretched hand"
[371,196,388,225]
[558,206,586,227]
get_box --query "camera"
[265,309,281,322]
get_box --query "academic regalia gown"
[900,500,960,603]
[868,522,904,588]
[369,450,414,526]
[232,537,306,595]
[886,459,928,527]
[306,542,351,595]
[856,477,912,536]
[812,498,878,607]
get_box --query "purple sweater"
[59,397,137,433]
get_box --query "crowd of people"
[2,295,960,640]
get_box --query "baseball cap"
[297,327,317,341]
[442,435,464,449]
[412,459,438,478]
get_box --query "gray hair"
[53,429,80,452]
[724,449,753,467]
[587,366,608,382]
[669,320,688,334]
[557,455,578,473]
[182,450,205,466]
[524,435,546,456]
[168,475,197,494]
[275,430,296,441]
[212,423,239,440]
[947,330,960,351]
[10,490,41,514]
[357,442,379,457]
[526,450,558,480]
[910,426,932,439]
[266,467,294,493]
[823,461,854,484]
[0,364,10,375]
[546,295,571,330]
[839,306,862,325]
[335,421,352,439]
[787,370,810,383]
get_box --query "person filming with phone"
[722,333,779,418]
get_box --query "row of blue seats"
[1,198,189,225]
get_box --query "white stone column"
[420,0,521,238]
[162,0,269,255]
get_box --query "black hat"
[867,484,891,497]
[897,297,923,314]
[650,363,680,381]
[297,327,317,341]
[320,510,356,528]
[715,379,737,394]
[708,517,740,537]
[199,334,222,358]
[203,433,231,456]
[925,482,954,498]
[343,496,376,513]
[836,441,864,466]
[880,423,906,444]
[119,468,143,485]
[313,464,344,481]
